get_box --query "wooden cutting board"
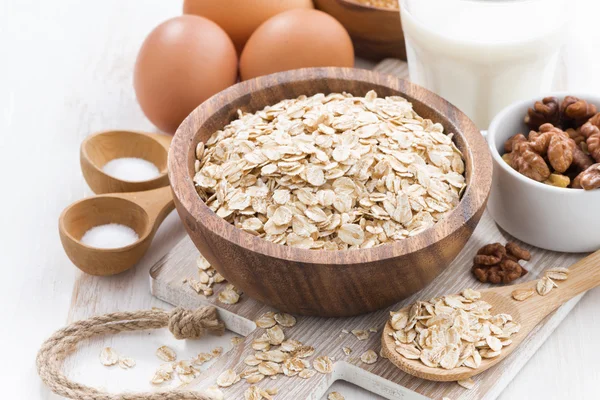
[149,60,584,400]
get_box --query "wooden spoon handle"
[115,186,175,233]
[551,249,600,302]
[512,249,600,320]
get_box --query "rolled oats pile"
[389,289,519,370]
[194,91,466,250]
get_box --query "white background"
[1,0,599,399]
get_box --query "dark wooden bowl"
[314,0,405,61]
[169,68,492,317]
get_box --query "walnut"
[566,128,586,145]
[474,243,506,265]
[569,139,594,171]
[505,97,600,189]
[472,242,529,284]
[580,113,600,162]
[504,133,527,153]
[573,163,600,190]
[547,131,573,173]
[505,241,531,261]
[561,96,597,128]
[526,96,596,131]
[525,96,560,130]
[544,173,570,188]
[511,142,551,182]
[528,126,553,154]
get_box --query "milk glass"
[399,0,570,129]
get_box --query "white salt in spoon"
[59,130,174,275]
[80,130,171,194]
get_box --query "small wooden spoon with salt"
[59,130,174,276]
[381,249,600,382]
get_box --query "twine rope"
[36,307,225,400]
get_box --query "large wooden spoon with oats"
[381,249,600,382]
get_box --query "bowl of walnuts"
[488,93,600,253]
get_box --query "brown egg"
[134,15,237,134]
[239,9,354,81]
[183,0,314,53]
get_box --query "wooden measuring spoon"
[81,130,171,194]
[59,186,174,276]
[381,249,600,382]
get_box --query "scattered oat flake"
[351,329,370,340]
[313,356,333,374]
[457,378,475,390]
[246,374,265,384]
[328,392,345,400]
[342,347,352,355]
[537,277,555,296]
[156,345,177,362]
[211,346,223,357]
[204,386,224,400]
[194,352,213,365]
[360,350,378,364]
[258,361,281,376]
[299,369,317,379]
[218,287,241,304]
[255,312,277,328]
[267,325,285,345]
[512,288,535,301]
[341,329,349,334]
[99,347,119,366]
[545,267,569,281]
[216,369,238,387]
[274,312,297,327]
[245,385,262,400]
[231,336,244,346]
[150,363,174,385]
[292,345,315,358]
[462,288,481,301]
[118,357,136,369]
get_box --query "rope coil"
[36,307,225,400]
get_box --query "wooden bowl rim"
[170,67,492,265]
[81,130,170,185]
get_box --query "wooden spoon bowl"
[81,130,171,194]
[59,186,174,276]
[381,250,600,381]
[169,67,492,317]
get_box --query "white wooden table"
[2,1,599,398]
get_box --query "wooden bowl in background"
[169,67,492,317]
[314,0,405,61]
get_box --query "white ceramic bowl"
[487,92,600,253]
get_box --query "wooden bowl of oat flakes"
[169,67,492,317]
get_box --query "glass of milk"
[399,0,570,129]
